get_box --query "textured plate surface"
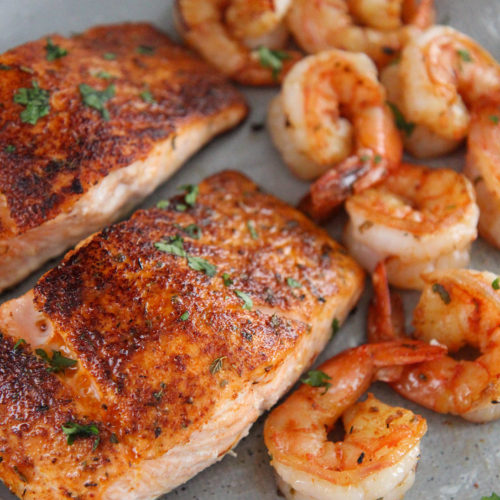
[0,1,499,499]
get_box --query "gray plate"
[0,1,499,499]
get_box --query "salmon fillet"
[0,171,364,500]
[0,23,247,292]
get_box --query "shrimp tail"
[367,340,446,374]
[368,261,406,343]
[301,151,388,220]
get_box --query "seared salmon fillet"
[0,171,363,500]
[0,23,247,292]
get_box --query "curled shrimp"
[343,163,479,290]
[369,262,500,422]
[264,340,445,500]
[286,0,435,67]
[174,0,301,85]
[267,50,402,216]
[381,25,500,158]
[464,98,500,249]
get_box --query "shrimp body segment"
[174,0,301,85]
[344,163,479,289]
[286,0,435,67]
[264,341,445,500]
[382,26,500,157]
[369,264,500,422]
[464,99,500,249]
[269,50,402,218]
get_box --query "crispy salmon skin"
[0,171,363,499]
[0,23,247,292]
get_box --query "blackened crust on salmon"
[0,23,247,237]
[33,169,360,447]
[0,171,363,499]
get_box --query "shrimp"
[381,25,500,158]
[464,98,500,249]
[286,0,435,68]
[368,262,500,422]
[381,63,462,158]
[264,340,446,500]
[343,163,479,290]
[174,0,301,85]
[268,50,402,217]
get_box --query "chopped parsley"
[247,220,258,240]
[0,63,11,70]
[179,223,201,239]
[457,49,472,62]
[109,433,119,444]
[102,52,116,60]
[62,422,100,451]
[234,290,253,310]
[209,356,226,375]
[13,338,26,351]
[35,349,77,373]
[153,382,166,400]
[154,235,186,257]
[13,80,50,125]
[386,101,415,136]
[45,37,68,61]
[374,154,382,164]
[492,278,500,290]
[154,235,216,276]
[156,200,170,209]
[301,370,332,394]
[489,115,499,125]
[140,90,156,104]
[180,311,190,321]
[187,256,217,276]
[179,184,199,207]
[222,273,234,287]
[286,277,302,288]
[136,45,155,55]
[257,47,290,80]
[432,283,451,304]
[79,83,115,120]
[482,494,500,500]
[271,314,280,328]
[4,145,16,153]
[175,203,187,212]
[332,317,340,336]
[95,70,114,80]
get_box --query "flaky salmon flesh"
[0,171,364,500]
[0,23,247,292]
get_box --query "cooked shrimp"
[343,163,479,289]
[268,50,402,216]
[382,25,500,157]
[369,263,500,422]
[264,341,445,500]
[174,0,301,85]
[287,0,435,67]
[381,63,462,158]
[464,98,500,249]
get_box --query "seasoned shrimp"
[287,0,434,67]
[369,263,500,422]
[464,98,500,249]
[268,50,402,216]
[174,0,301,85]
[344,163,479,290]
[382,25,500,157]
[381,63,462,158]
[264,341,445,500]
